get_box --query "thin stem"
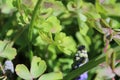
[63,52,120,80]
[63,55,105,80]
[0,63,5,74]
[103,39,109,53]
[28,0,42,42]
[16,0,21,12]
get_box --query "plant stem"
[63,51,120,80]
[28,0,42,42]
[103,39,109,53]
[63,55,105,80]
[0,63,5,74]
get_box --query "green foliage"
[41,16,62,33]
[16,56,62,80]
[0,0,120,80]
[38,72,63,80]
[30,56,46,78]
[54,32,76,55]
[0,40,17,60]
[15,56,47,79]
[0,0,16,14]
[16,64,32,80]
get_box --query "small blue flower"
[75,72,88,80]
[4,60,14,73]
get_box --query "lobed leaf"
[30,56,47,78]
[38,72,63,80]
[55,32,76,55]
[0,40,17,60]
[41,16,62,33]
[15,64,32,80]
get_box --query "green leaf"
[107,3,120,16]
[78,13,87,22]
[39,8,53,19]
[0,40,17,60]
[79,23,89,35]
[0,0,16,14]
[67,1,77,11]
[41,16,62,33]
[39,31,53,44]
[103,0,116,4]
[113,37,120,46]
[82,2,101,19]
[95,1,107,14]
[42,1,66,16]
[16,12,30,26]
[15,64,32,80]
[38,72,63,80]
[54,32,76,55]
[100,19,110,28]
[30,56,47,78]
[76,32,90,50]
[15,56,47,79]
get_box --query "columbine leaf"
[0,40,17,60]
[15,64,32,80]
[30,56,47,78]
[38,72,63,80]
[41,16,62,33]
[39,31,53,44]
[54,32,76,55]
[42,1,66,16]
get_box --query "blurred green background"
[0,0,120,80]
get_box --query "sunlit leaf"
[15,64,32,80]
[41,16,62,33]
[39,31,53,44]
[95,0,107,14]
[0,40,17,60]
[42,1,66,16]
[67,1,77,11]
[30,56,47,78]
[55,32,76,55]
[38,72,63,80]
[102,3,120,16]
[0,0,16,14]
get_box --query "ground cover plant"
[0,0,120,80]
